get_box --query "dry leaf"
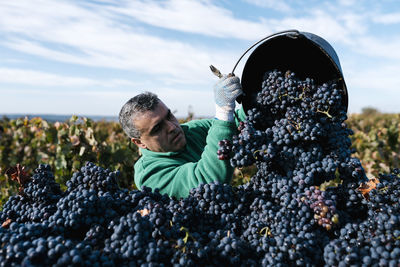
[70,135,80,146]
[358,177,380,199]
[54,121,61,130]
[5,164,30,194]
[137,208,150,217]
[5,164,30,185]
[1,218,12,228]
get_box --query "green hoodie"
[134,108,246,199]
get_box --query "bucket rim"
[235,30,348,113]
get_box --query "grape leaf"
[5,164,30,194]
[358,177,380,199]
[1,218,11,228]
[319,176,342,191]
[137,208,150,217]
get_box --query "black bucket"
[233,30,348,113]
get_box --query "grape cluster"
[217,139,232,160]
[1,162,400,266]
[0,164,62,224]
[303,186,339,231]
[219,120,271,167]
[219,70,355,186]
[1,69,400,265]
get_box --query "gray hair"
[119,92,160,138]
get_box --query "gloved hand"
[214,74,243,121]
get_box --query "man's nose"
[166,120,177,132]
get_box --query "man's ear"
[131,138,147,149]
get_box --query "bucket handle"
[231,29,300,75]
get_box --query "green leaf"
[69,115,78,123]
[320,175,342,191]
[55,154,67,169]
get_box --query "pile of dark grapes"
[1,70,399,266]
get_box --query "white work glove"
[214,74,243,121]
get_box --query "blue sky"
[0,0,399,118]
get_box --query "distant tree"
[361,107,380,116]
[186,105,194,121]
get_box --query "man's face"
[132,101,186,152]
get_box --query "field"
[1,108,398,206]
[1,106,400,266]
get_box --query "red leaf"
[5,164,31,194]
[1,218,12,228]
[358,178,380,199]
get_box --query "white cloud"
[106,0,273,40]
[0,68,137,87]
[373,12,400,24]
[352,36,400,60]
[266,8,370,46]
[0,0,399,116]
[156,87,214,117]
[0,0,237,84]
[1,0,397,78]
[243,0,292,12]
[0,86,211,117]
[346,64,400,94]
[337,0,358,7]
[338,12,368,36]
[270,6,400,62]
[342,54,400,113]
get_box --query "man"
[119,75,246,199]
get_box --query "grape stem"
[259,226,272,237]
[316,108,333,118]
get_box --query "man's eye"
[154,126,160,132]
[151,125,161,135]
